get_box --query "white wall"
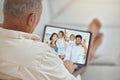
[50,0,120,27]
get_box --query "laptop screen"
[42,25,92,66]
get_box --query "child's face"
[70,35,75,41]
[58,32,63,38]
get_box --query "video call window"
[42,25,92,65]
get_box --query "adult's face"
[52,34,58,41]
[76,37,82,45]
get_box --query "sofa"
[81,52,120,80]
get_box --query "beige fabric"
[0,72,21,80]
[0,28,77,80]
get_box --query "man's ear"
[27,13,36,27]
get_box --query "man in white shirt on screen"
[0,0,103,80]
[65,35,87,65]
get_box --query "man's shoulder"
[1,36,52,55]
[21,39,52,52]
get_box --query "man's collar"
[0,28,40,41]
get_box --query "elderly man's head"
[3,0,42,33]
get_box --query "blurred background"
[0,0,120,80]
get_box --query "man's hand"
[64,60,78,74]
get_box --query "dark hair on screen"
[59,31,64,37]
[76,35,82,40]
[49,33,58,45]
[49,33,58,40]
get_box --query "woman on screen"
[47,33,58,53]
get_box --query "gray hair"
[3,0,42,17]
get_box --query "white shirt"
[0,28,77,80]
[68,40,76,47]
[65,45,86,64]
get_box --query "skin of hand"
[81,39,88,54]
[81,39,86,47]
[64,29,68,42]
[64,60,78,74]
